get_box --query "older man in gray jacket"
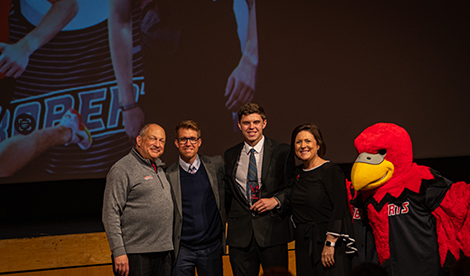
[103,123,173,276]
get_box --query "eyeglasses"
[177,137,200,145]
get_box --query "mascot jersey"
[349,123,470,276]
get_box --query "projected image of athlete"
[0,0,82,178]
[0,0,78,121]
[0,109,91,177]
[0,0,78,79]
[0,0,144,183]
[109,0,259,161]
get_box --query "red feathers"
[351,122,470,270]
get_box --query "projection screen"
[0,0,469,184]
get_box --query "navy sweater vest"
[180,164,222,249]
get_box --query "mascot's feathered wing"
[348,123,470,276]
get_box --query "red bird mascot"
[348,123,470,276]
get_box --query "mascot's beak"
[351,152,394,191]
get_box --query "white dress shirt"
[179,155,201,174]
[235,136,264,199]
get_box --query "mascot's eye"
[378,149,387,155]
[355,151,386,164]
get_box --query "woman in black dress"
[290,123,356,276]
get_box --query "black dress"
[290,162,356,276]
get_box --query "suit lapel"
[168,164,182,217]
[201,157,220,209]
[230,143,244,180]
[261,138,273,184]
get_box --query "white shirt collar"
[179,154,201,173]
[243,136,265,154]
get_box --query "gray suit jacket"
[166,155,226,259]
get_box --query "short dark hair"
[290,123,327,158]
[175,120,201,138]
[237,103,267,122]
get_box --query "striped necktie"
[247,148,259,205]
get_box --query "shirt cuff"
[274,197,281,209]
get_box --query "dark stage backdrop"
[1,0,469,185]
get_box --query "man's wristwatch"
[325,241,336,247]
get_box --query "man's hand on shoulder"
[250,197,278,213]
[114,254,129,276]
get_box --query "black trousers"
[229,235,288,276]
[113,252,172,276]
[172,240,223,276]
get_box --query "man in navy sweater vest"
[166,120,226,276]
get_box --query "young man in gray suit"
[224,103,295,276]
[166,120,226,276]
